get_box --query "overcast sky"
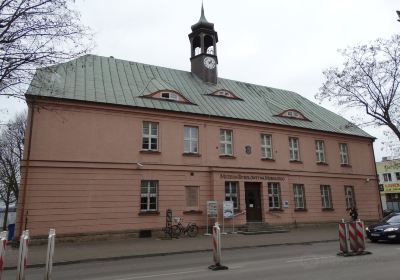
[1,0,399,160]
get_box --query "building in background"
[377,157,400,212]
[15,6,381,239]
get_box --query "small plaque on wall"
[245,145,252,155]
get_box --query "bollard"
[44,229,56,280]
[348,222,358,252]
[0,231,7,280]
[355,220,365,252]
[337,219,370,257]
[338,222,349,254]
[208,223,228,271]
[16,230,29,280]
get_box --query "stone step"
[237,223,289,235]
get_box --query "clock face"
[203,57,216,69]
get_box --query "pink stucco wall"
[16,98,381,237]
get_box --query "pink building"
[16,7,381,239]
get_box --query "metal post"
[44,229,56,280]
[16,230,29,280]
[0,231,7,280]
[208,223,228,270]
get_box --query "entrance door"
[245,182,262,222]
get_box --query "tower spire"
[191,2,214,31]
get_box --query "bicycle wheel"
[187,224,198,237]
[171,225,181,238]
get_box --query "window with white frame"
[185,186,199,208]
[268,182,281,209]
[261,134,273,159]
[184,126,199,154]
[160,91,178,101]
[320,185,332,209]
[383,173,392,182]
[142,122,158,151]
[396,172,400,181]
[339,143,349,165]
[315,140,326,163]
[345,185,355,209]
[219,129,233,155]
[293,184,305,209]
[140,180,158,211]
[289,137,300,161]
[225,181,239,209]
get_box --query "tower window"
[193,36,201,56]
[206,46,214,55]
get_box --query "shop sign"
[383,183,400,193]
[223,201,234,219]
[207,201,218,218]
[220,174,285,181]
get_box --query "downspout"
[16,97,35,240]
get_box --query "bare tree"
[0,0,92,99]
[317,34,400,144]
[0,111,26,230]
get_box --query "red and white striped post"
[0,231,7,279]
[44,229,56,280]
[16,230,29,280]
[338,221,349,254]
[208,223,228,270]
[355,220,366,252]
[348,222,358,252]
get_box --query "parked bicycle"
[172,217,198,238]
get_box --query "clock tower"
[189,4,218,84]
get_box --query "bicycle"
[172,217,198,238]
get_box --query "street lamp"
[397,11,400,22]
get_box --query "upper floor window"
[293,184,306,210]
[289,137,300,161]
[140,180,158,211]
[268,182,281,209]
[261,134,273,159]
[396,172,400,181]
[315,140,326,163]
[344,185,356,209]
[184,126,199,154]
[142,122,158,151]
[225,181,239,209]
[383,173,392,182]
[320,185,332,209]
[160,91,178,101]
[339,143,349,165]
[220,129,233,156]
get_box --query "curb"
[4,238,338,271]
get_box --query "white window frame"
[220,129,233,156]
[320,185,332,209]
[339,143,349,165]
[142,122,158,151]
[396,172,400,181]
[261,134,273,159]
[383,173,392,182]
[268,182,281,209]
[140,180,158,211]
[345,185,355,209]
[289,137,300,161]
[315,140,326,163]
[293,184,305,209]
[225,181,239,209]
[160,91,178,101]
[184,126,199,154]
[185,186,200,208]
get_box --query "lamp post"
[397,11,400,22]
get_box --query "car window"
[386,214,400,223]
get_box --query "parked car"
[366,212,400,243]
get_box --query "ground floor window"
[268,182,281,209]
[140,180,158,211]
[293,184,306,210]
[225,181,239,209]
[320,185,332,209]
[386,193,400,211]
[185,186,199,208]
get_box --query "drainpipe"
[16,97,35,240]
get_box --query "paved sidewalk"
[4,225,338,269]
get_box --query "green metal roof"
[26,54,373,139]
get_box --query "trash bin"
[7,224,15,241]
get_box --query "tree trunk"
[2,190,10,231]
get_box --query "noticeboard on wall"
[207,201,218,218]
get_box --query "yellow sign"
[383,183,400,193]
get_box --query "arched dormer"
[277,109,309,121]
[209,89,241,100]
[142,90,193,104]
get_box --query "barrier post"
[44,229,56,280]
[355,220,366,252]
[338,222,348,254]
[208,223,228,271]
[16,230,29,280]
[0,231,7,279]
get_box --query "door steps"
[237,222,289,235]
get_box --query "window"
[287,111,299,118]
[293,184,305,210]
[160,92,178,101]
[261,134,273,159]
[184,126,199,154]
[140,180,158,211]
[142,122,158,151]
[268,182,281,209]
[339,143,349,165]
[315,140,326,163]
[225,181,239,209]
[320,185,332,209]
[396,172,400,181]
[220,129,233,155]
[345,186,355,209]
[383,173,392,182]
[185,186,199,208]
[289,137,300,161]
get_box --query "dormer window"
[142,90,193,104]
[277,109,309,121]
[160,92,178,101]
[209,89,240,100]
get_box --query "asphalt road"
[3,241,400,280]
